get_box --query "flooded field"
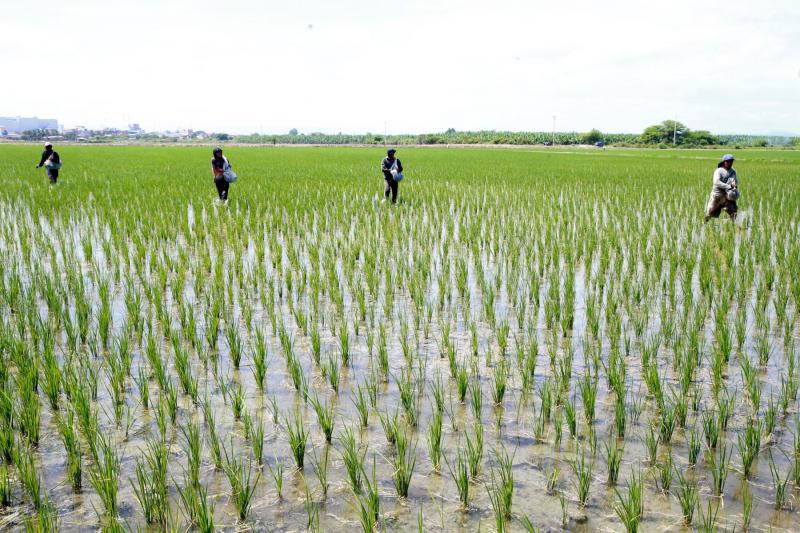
[0,145,799,532]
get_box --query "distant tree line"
[9,124,798,148]
[232,125,797,148]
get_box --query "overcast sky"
[3,0,798,135]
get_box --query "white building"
[0,116,59,133]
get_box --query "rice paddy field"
[1,144,800,532]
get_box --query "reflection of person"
[211,147,230,202]
[705,154,739,222]
[36,142,61,184]
[381,148,403,204]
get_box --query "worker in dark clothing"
[211,147,231,202]
[381,148,403,204]
[36,142,61,184]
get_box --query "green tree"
[640,120,688,144]
[580,129,604,144]
[685,130,718,145]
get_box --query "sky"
[2,0,799,135]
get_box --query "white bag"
[390,160,404,182]
[222,157,237,183]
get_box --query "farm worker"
[704,154,739,223]
[381,148,403,204]
[36,142,61,184]
[211,147,233,202]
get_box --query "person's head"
[44,142,53,150]
[718,154,734,169]
[213,147,223,158]
[387,148,396,158]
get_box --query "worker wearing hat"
[36,142,61,184]
[380,148,403,204]
[704,154,739,222]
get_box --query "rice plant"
[673,467,698,525]
[267,457,284,499]
[613,469,643,533]
[131,437,169,525]
[86,433,120,520]
[570,445,594,508]
[604,440,623,485]
[390,428,417,498]
[56,409,82,491]
[180,419,202,488]
[286,411,309,469]
[465,422,484,479]
[378,408,399,445]
[445,445,471,509]
[222,440,261,521]
[427,408,443,472]
[353,458,381,531]
[697,498,720,533]
[707,443,731,496]
[769,452,790,509]
[339,425,366,494]
[310,444,330,498]
[352,384,370,428]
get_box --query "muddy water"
[1,209,798,533]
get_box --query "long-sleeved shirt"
[711,167,737,192]
[381,156,402,178]
[211,156,230,178]
[38,149,60,167]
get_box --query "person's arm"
[712,168,729,190]
[36,151,48,168]
[381,158,389,172]
[396,159,403,173]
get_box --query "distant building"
[0,116,59,133]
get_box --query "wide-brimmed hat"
[44,142,53,148]
[387,148,396,154]
[720,154,734,163]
